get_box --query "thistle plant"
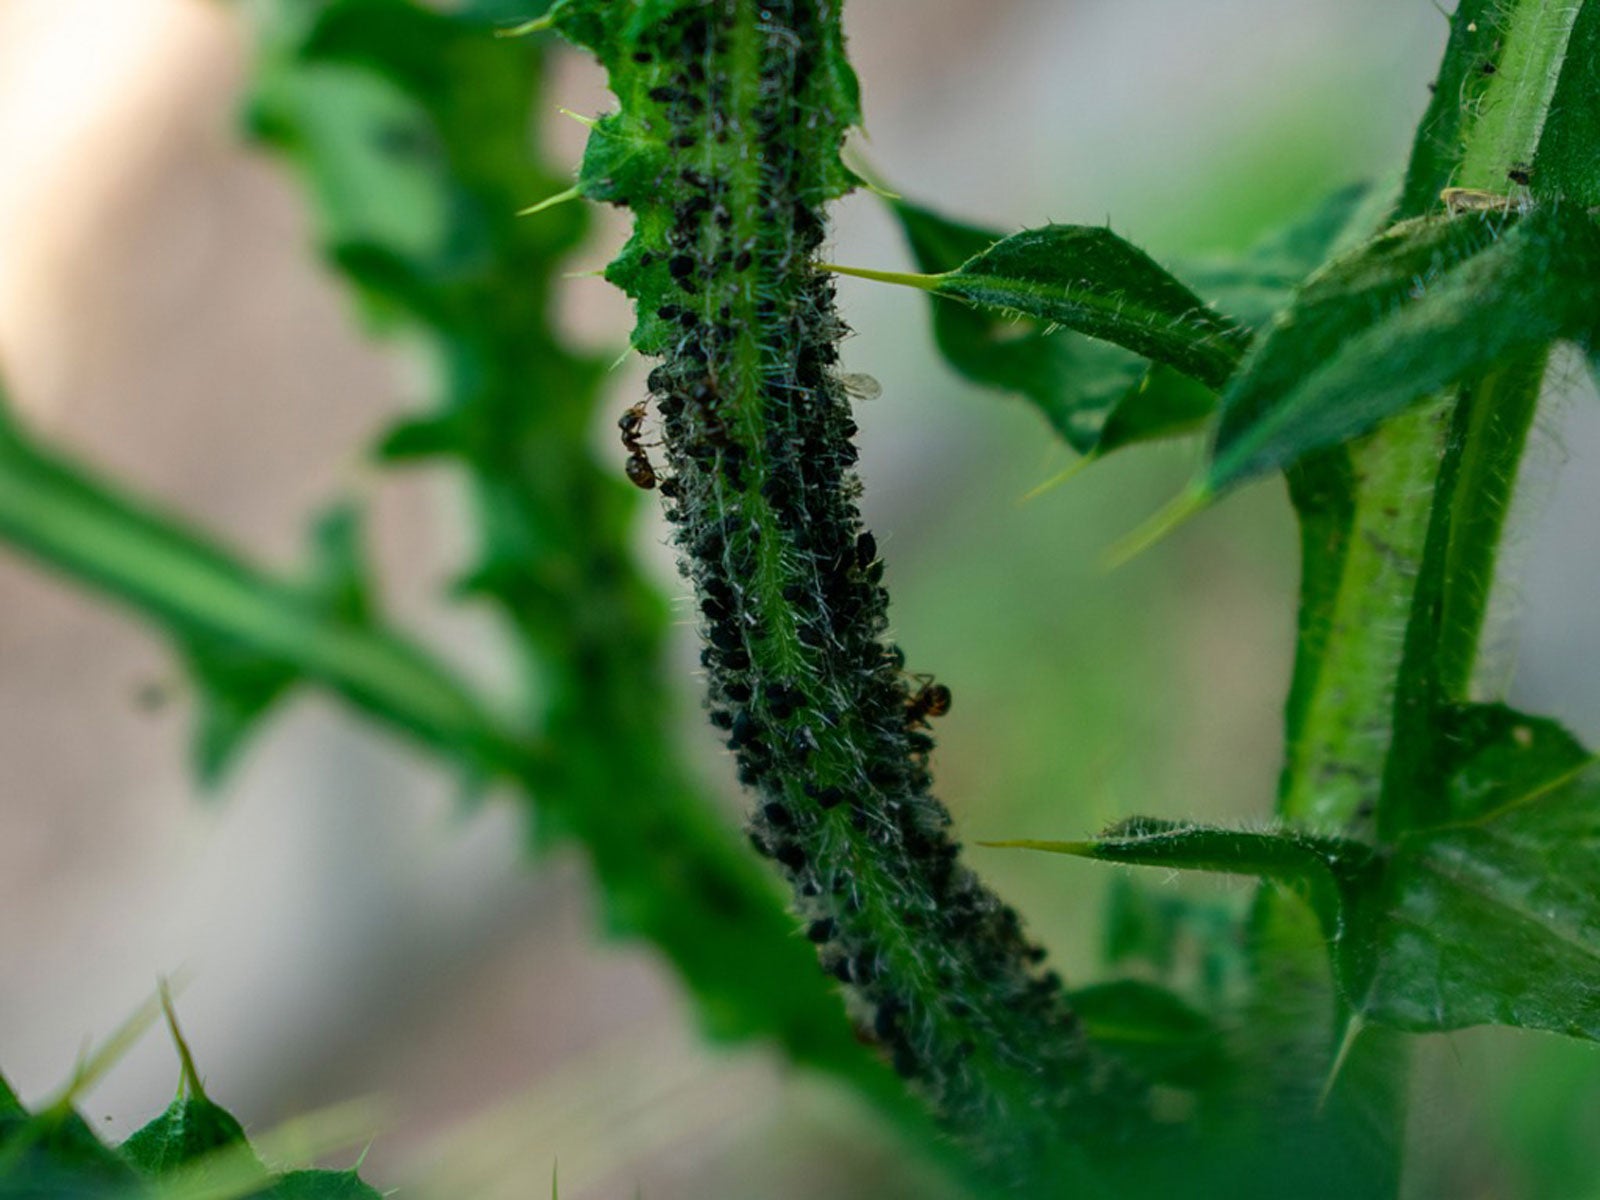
[4,1,1600,1197]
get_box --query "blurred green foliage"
[1,0,1600,1195]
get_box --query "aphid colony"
[559,0,1100,1146]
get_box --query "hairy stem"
[1279,403,1449,829]
[1380,351,1545,835]
[546,0,1140,1177]
[1264,2,1582,1187]
[1282,0,1574,827]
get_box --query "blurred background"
[2,1,1599,1196]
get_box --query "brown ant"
[618,400,658,490]
[905,674,952,728]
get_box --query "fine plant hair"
[3,0,1600,1197]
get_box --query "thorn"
[556,107,596,129]
[495,14,556,38]
[561,267,607,279]
[1101,483,1210,571]
[1318,1015,1365,1113]
[159,978,205,1100]
[45,985,172,1115]
[1018,453,1098,504]
[518,185,583,217]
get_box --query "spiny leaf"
[1182,182,1381,331]
[836,225,1248,394]
[121,989,255,1180]
[887,200,1150,451]
[888,185,1374,459]
[1006,707,1600,1041]
[1090,367,1216,458]
[0,1076,141,1199]
[988,819,1363,939]
[1348,729,1600,1037]
[1207,205,1600,492]
[2,1030,385,1200]
[257,1169,382,1199]
[122,1097,254,1184]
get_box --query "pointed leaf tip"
[495,15,557,38]
[519,185,583,217]
[1102,484,1211,571]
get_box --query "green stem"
[1281,0,1580,826]
[1379,352,1546,836]
[0,413,532,777]
[1279,402,1450,828]
[1265,3,1582,1191]
[1455,4,1581,191]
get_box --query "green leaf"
[1068,981,1225,1089]
[0,1075,142,1199]
[990,819,1364,939]
[1091,367,1217,457]
[887,201,1150,451]
[888,185,1374,458]
[1182,182,1381,331]
[180,638,296,788]
[1533,0,1600,208]
[1207,206,1600,491]
[842,224,1248,392]
[121,988,256,1181]
[259,1169,383,1199]
[121,1096,253,1180]
[176,502,384,787]
[1008,708,1600,1041]
[1349,733,1600,1036]
[1095,183,1379,456]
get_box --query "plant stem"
[1281,0,1578,826]
[547,0,1143,1177]
[1380,352,1545,835]
[1264,3,1583,1189]
[1454,4,1581,192]
[1279,403,1450,829]
[0,412,530,776]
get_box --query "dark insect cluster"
[559,0,1116,1160]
